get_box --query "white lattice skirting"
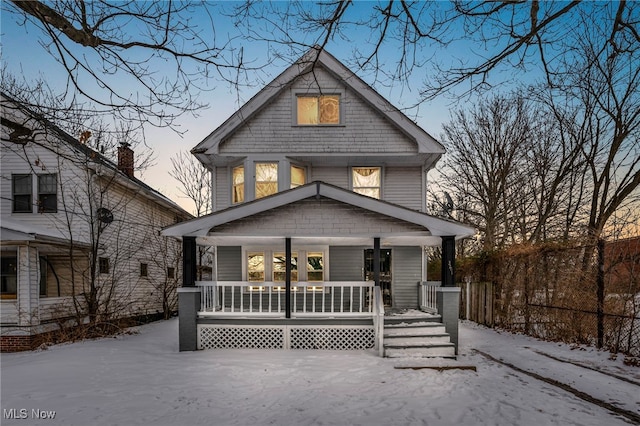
[198,324,374,350]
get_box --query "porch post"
[441,235,455,287]
[182,236,197,287]
[438,235,459,354]
[285,237,292,319]
[374,237,380,287]
[179,236,199,351]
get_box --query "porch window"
[232,165,245,204]
[39,256,47,296]
[273,252,298,289]
[290,165,306,189]
[297,95,340,125]
[247,252,265,282]
[307,252,324,291]
[352,167,381,199]
[37,174,57,213]
[255,163,278,199]
[12,174,32,213]
[1,257,17,299]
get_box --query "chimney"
[117,143,134,178]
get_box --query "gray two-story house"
[163,47,474,357]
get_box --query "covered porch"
[163,182,474,355]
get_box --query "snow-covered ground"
[1,319,638,426]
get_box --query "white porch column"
[17,245,40,327]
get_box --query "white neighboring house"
[163,47,475,357]
[0,93,192,351]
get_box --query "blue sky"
[1,1,547,213]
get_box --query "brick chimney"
[117,143,134,178]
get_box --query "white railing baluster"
[196,281,377,318]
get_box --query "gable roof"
[1,92,191,218]
[192,47,444,162]
[162,181,475,243]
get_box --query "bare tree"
[233,2,637,101]
[437,94,533,251]
[169,151,212,217]
[3,1,256,131]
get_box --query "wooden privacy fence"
[460,281,495,326]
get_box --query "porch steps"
[383,317,455,359]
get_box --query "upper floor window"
[290,165,306,189]
[12,174,32,213]
[38,174,57,213]
[232,165,245,204]
[352,167,381,199]
[255,163,278,199]
[297,95,340,125]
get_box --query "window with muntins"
[99,257,110,274]
[232,165,245,204]
[38,174,57,213]
[290,165,306,189]
[255,163,278,199]
[352,167,381,199]
[297,95,340,125]
[12,174,32,213]
[1,256,17,299]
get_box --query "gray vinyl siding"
[392,246,422,309]
[329,246,365,281]
[310,166,349,188]
[215,166,230,212]
[216,246,242,281]
[383,167,423,211]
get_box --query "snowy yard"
[1,319,638,426]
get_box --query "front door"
[364,249,392,306]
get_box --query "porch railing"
[196,281,375,317]
[372,286,385,356]
[420,281,441,314]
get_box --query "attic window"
[297,95,340,125]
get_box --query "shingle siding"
[219,67,416,155]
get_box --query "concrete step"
[384,334,451,344]
[384,343,456,359]
[382,320,455,358]
[384,315,442,325]
[384,323,446,336]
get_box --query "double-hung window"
[273,252,298,291]
[12,174,32,213]
[255,163,278,199]
[290,165,306,189]
[232,165,245,204]
[306,252,324,291]
[352,167,381,199]
[247,252,266,291]
[297,95,340,125]
[38,174,57,213]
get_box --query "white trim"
[162,182,475,239]
[193,48,444,157]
